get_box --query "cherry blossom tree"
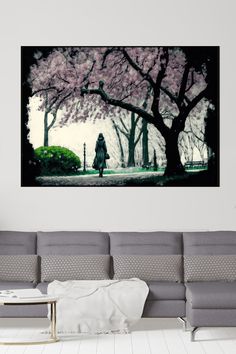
[29,46,217,176]
[28,48,95,146]
[76,46,214,176]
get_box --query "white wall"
[0,0,236,232]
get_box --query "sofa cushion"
[36,282,48,294]
[113,255,182,282]
[0,282,35,291]
[0,231,36,254]
[186,282,236,309]
[143,300,186,318]
[110,232,182,255]
[37,281,185,300]
[147,281,185,300]
[184,255,236,282]
[41,255,110,282]
[37,231,109,255]
[183,231,236,255]
[0,255,38,282]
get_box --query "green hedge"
[34,146,81,176]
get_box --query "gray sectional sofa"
[0,230,236,341]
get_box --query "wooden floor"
[0,318,236,354]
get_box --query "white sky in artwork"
[28,97,207,168]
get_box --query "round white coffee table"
[0,296,59,345]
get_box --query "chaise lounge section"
[184,231,236,340]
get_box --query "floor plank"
[97,334,114,354]
[146,329,169,354]
[23,328,46,354]
[178,328,205,354]
[78,335,98,354]
[163,328,188,354]
[195,328,224,354]
[59,335,81,354]
[40,340,62,354]
[114,333,132,354]
[131,331,151,354]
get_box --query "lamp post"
[83,143,86,172]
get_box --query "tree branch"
[178,61,190,106]
[119,117,129,132]
[81,81,170,138]
[185,70,195,93]
[184,88,208,118]
[172,87,208,133]
[47,91,73,130]
[134,115,140,127]
[122,48,156,88]
[102,47,155,88]
[31,86,58,97]
[184,130,205,144]
[116,124,129,140]
[81,81,156,126]
[134,128,143,146]
[160,86,179,107]
[151,48,169,116]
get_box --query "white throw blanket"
[47,278,149,334]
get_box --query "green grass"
[185,165,208,171]
[79,167,165,175]
[39,166,207,177]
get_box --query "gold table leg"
[0,301,59,345]
[50,301,58,341]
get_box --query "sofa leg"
[177,317,187,331]
[191,327,198,342]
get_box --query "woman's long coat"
[93,137,107,169]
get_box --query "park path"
[36,171,163,186]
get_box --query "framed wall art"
[21,46,219,187]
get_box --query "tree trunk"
[142,119,149,167]
[127,114,136,167]
[44,111,49,146]
[164,132,185,176]
[112,119,126,167]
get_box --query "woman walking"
[93,133,109,177]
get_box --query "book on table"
[0,288,46,298]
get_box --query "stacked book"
[0,289,46,298]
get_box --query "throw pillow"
[113,255,182,282]
[41,255,110,282]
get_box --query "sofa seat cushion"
[147,282,185,300]
[37,282,185,301]
[0,282,35,290]
[36,282,49,294]
[186,282,236,309]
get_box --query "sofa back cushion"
[183,231,236,282]
[37,231,109,255]
[183,231,236,255]
[0,231,37,255]
[41,255,110,282]
[0,255,38,282]
[184,255,236,282]
[109,232,182,255]
[113,255,182,282]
